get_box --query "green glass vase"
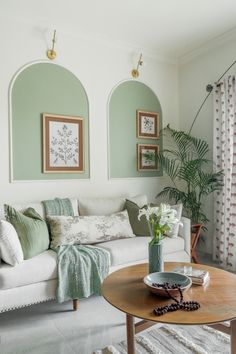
[148,241,164,274]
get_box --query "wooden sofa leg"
[73,299,79,311]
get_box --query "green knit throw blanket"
[42,197,74,216]
[57,244,110,303]
[42,197,110,302]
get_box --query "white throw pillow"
[0,220,24,266]
[48,210,135,248]
[128,194,148,208]
[167,203,183,238]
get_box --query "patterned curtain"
[213,75,236,270]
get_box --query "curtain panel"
[213,75,236,270]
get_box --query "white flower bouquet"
[138,203,181,245]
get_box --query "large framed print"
[136,110,159,139]
[43,113,84,173]
[137,144,159,171]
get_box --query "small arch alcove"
[10,62,89,181]
[108,80,162,178]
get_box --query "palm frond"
[189,136,209,159]
[177,161,202,190]
[157,153,180,180]
[199,170,224,195]
[156,187,187,204]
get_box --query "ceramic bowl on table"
[143,272,192,297]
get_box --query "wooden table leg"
[231,319,236,354]
[126,314,135,354]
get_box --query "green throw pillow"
[125,199,151,236]
[125,200,183,238]
[4,205,50,260]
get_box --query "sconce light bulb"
[131,69,139,78]
[47,49,57,60]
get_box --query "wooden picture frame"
[136,110,159,139]
[43,113,84,173]
[137,144,159,171]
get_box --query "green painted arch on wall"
[109,80,162,178]
[10,62,89,181]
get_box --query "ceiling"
[2,0,236,59]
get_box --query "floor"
[0,295,126,354]
[0,253,221,354]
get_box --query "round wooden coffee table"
[102,262,236,354]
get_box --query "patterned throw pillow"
[48,210,135,248]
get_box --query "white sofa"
[0,195,191,313]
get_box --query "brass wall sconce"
[131,53,143,78]
[47,30,57,60]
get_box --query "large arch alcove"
[108,80,162,178]
[10,62,89,181]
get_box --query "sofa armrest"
[178,217,191,257]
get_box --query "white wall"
[0,16,179,206]
[179,37,236,253]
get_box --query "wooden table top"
[102,262,236,325]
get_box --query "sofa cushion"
[97,236,185,266]
[78,195,147,216]
[167,204,183,238]
[125,200,182,238]
[0,220,24,266]
[78,197,126,216]
[127,194,148,207]
[48,210,135,248]
[5,206,50,260]
[0,198,79,220]
[0,250,57,290]
[125,199,150,236]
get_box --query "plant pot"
[148,241,164,274]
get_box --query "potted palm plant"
[151,125,223,230]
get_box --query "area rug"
[93,324,230,354]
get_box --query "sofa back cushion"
[48,210,135,248]
[78,194,148,216]
[78,197,125,216]
[0,198,78,220]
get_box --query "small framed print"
[137,110,159,139]
[137,144,159,171]
[43,113,84,173]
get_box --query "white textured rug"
[93,324,230,354]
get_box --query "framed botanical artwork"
[43,113,84,173]
[136,110,159,139]
[137,144,159,171]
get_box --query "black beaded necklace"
[152,282,200,316]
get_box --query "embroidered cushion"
[48,210,135,248]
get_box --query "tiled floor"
[0,295,127,354]
[0,253,223,354]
